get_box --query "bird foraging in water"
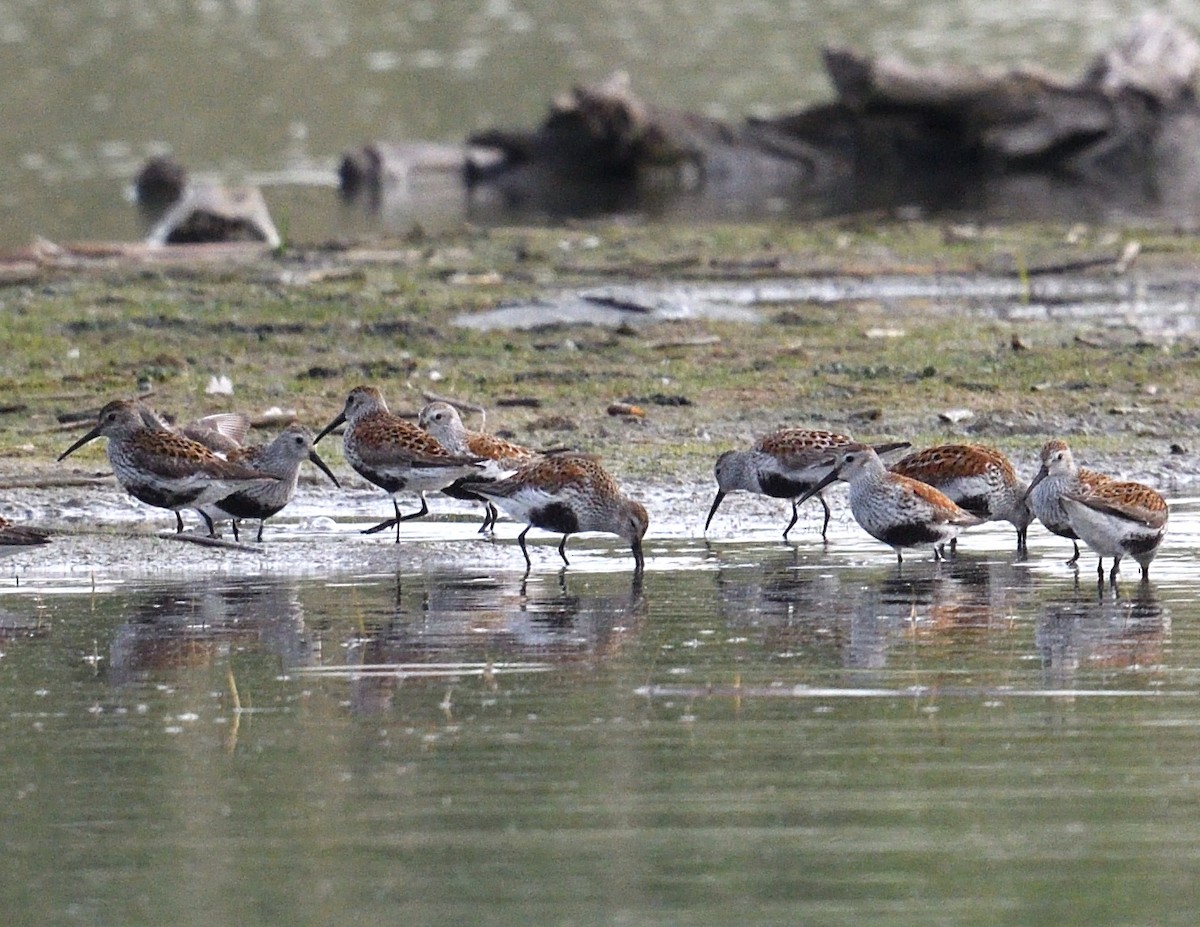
[705,428,909,540]
[204,424,341,542]
[58,399,280,536]
[314,386,484,541]
[459,453,648,571]
[1024,439,1113,564]
[1060,478,1168,582]
[889,443,1033,553]
[797,443,983,562]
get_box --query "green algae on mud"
[3,220,1200,489]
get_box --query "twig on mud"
[649,335,721,350]
[162,532,264,553]
[0,473,113,490]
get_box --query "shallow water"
[3,1,1193,248]
[2,496,1200,924]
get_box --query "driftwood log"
[341,11,1200,222]
[133,156,282,248]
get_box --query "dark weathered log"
[345,12,1200,222]
[146,184,281,248]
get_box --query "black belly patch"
[1124,532,1163,556]
[217,494,279,519]
[532,502,579,535]
[357,465,406,494]
[1047,523,1079,540]
[442,480,484,503]
[879,523,944,547]
[956,494,992,519]
[758,473,812,499]
[130,484,199,510]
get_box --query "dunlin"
[889,443,1033,552]
[0,517,50,556]
[460,453,649,570]
[418,400,540,532]
[1025,439,1113,563]
[58,399,280,536]
[1061,479,1168,581]
[204,424,341,542]
[314,386,483,541]
[705,428,909,540]
[797,443,984,562]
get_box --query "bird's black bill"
[703,490,726,532]
[313,412,346,445]
[57,427,103,461]
[307,449,341,488]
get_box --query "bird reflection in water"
[107,580,315,686]
[344,570,647,715]
[1036,579,1167,689]
[0,603,50,643]
[714,550,849,665]
[713,550,1036,674]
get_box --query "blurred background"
[2,0,1190,249]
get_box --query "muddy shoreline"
[3,220,1200,561]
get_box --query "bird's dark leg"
[231,520,241,543]
[557,535,571,566]
[363,496,429,540]
[400,495,429,521]
[255,521,265,543]
[362,507,399,536]
[782,500,800,541]
[819,496,832,540]
[199,510,216,539]
[1110,556,1121,583]
[517,526,533,568]
[1067,540,1081,565]
[175,511,185,533]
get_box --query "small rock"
[205,375,233,396]
[529,415,578,432]
[939,408,974,424]
[495,397,542,408]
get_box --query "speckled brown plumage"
[58,399,279,535]
[460,453,648,570]
[706,427,908,540]
[315,386,483,540]
[890,443,1032,551]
